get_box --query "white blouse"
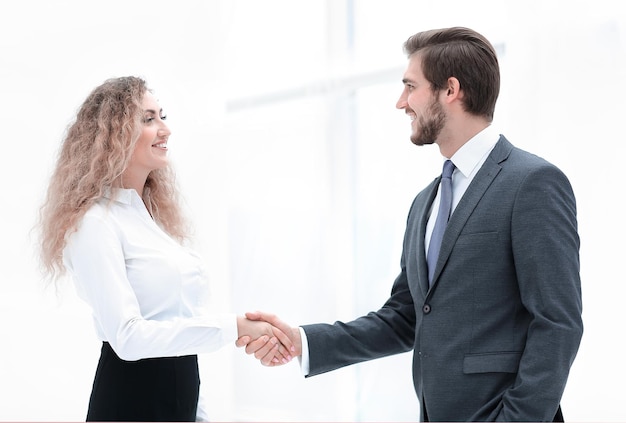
[63,188,237,362]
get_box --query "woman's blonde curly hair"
[38,76,188,281]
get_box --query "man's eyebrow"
[143,108,163,114]
[402,78,413,84]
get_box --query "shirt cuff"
[298,326,310,376]
[217,313,238,345]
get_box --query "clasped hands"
[236,312,301,366]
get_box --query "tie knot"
[442,160,455,179]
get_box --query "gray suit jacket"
[302,136,583,422]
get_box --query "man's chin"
[410,135,435,146]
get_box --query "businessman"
[238,27,583,422]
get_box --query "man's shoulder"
[495,136,563,173]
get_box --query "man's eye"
[160,115,167,121]
[143,117,154,123]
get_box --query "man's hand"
[235,311,302,366]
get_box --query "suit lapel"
[428,136,514,291]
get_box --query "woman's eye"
[143,114,165,124]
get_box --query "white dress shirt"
[424,125,500,254]
[63,188,237,362]
[299,126,501,375]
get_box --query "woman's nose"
[158,125,171,137]
[158,119,171,136]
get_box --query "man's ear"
[443,77,462,102]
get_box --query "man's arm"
[236,264,417,374]
[499,163,583,421]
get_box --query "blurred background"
[1,0,624,420]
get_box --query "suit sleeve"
[499,163,583,421]
[302,247,417,377]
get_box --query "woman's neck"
[120,169,148,196]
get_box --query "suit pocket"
[463,352,522,374]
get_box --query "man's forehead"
[403,55,424,80]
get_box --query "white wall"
[1,0,624,421]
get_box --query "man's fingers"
[244,311,261,320]
[245,310,277,323]
[272,326,295,354]
[244,335,270,355]
[253,337,278,361]
[261,345,280,366]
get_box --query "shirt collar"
[449,125,501,178]
[103,187,140,206]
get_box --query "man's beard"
[410,98,446,146]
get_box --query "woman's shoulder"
[84,188,134,216]
[78,194,130,232]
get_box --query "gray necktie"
[427,160,455,285]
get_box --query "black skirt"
[86,342,200,422]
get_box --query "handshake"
[235,312,301,366]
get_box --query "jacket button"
[422,304,431,314]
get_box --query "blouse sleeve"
[63,213,237,361]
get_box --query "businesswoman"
[38,76,292,421]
